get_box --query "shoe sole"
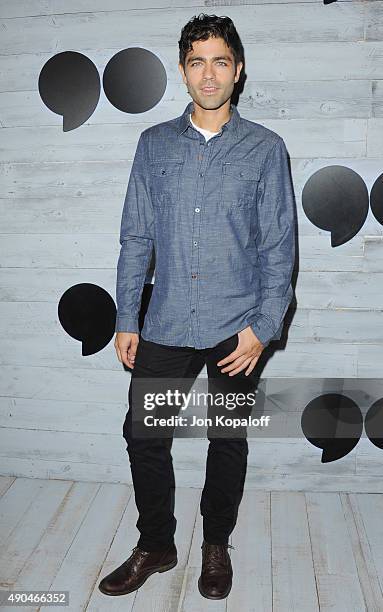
[98,558,178,596]
[197,575,232,600]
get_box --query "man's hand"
[115,331,140,369]
[217,326,265,376]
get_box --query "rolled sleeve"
[115,131,154,333]
[250,137,296,347]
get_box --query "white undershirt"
[190,113,220,141]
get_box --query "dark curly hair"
[178,13,245,72]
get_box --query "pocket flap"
[150,160,183,176]
[223,162,260,181]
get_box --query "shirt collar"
[177,100,240,138]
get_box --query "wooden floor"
[0,476,382,611]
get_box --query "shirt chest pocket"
[149,160,183,207]
[221,162,260,209]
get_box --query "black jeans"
[123,332,257,552]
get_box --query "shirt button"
[199,172,204,177]
[193,241,198,245]
[191,309,195,313]
[195,207,200,212]
[191,274,197,279]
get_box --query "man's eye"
[190,61,227,67]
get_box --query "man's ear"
[235,62,243,84]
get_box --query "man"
[99,13,295,601]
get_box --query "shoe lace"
[201,542,235,572]
[129,545,150,556]
[122,546,150,574]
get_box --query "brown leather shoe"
[98,543,177,596]
[198,540,234,600]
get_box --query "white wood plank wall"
[0,0,382,487]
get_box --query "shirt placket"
[187,133,216,347]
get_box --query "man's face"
[178,36,243,111]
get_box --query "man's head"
[178,14,244,112]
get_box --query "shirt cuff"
[115,314,139,334]
[249,317,277,348]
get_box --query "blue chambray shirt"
[115,100,296,349]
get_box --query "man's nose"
[202,65,215,80]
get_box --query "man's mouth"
[201,86,219,94]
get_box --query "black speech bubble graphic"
[370,172,383,227]
[58,283,116,355]
[103,48,167,114]
[301,393,363,463]
[365,398,383,450]
[302,165,369,246]
[39,51,100,131]
[58,282,154,359]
